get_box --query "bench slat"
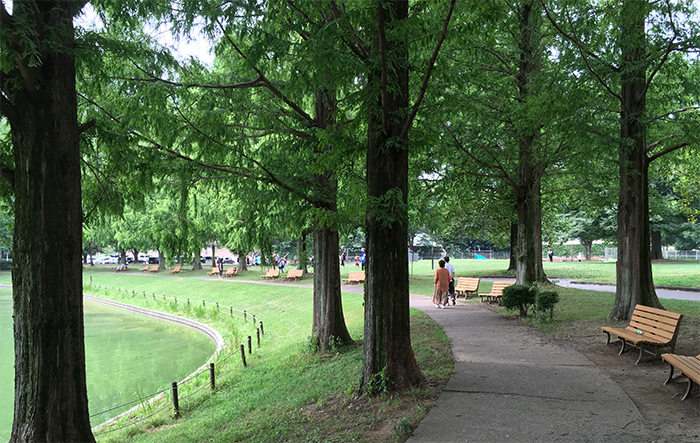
[635,304,682,320]
[627,321,676,340]
[632,311,682,329]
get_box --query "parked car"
[94,256,118,265]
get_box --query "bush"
[0,260,11,271]
[501,284,536,317]
[534,290,560,321]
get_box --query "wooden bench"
[282,269,304,281]
[480,281,513,303]
[223,267,237,277]
[342,271,365,284]
[140,265,150,272]
[169,266,181,274]
[148,265,159,273]
[208,267,219,276]
[601,305,683,364]
[455,277,480,299]
[260,269,280,279]
[661,353,700,401]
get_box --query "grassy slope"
[79,268,451,442]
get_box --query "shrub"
[501,284,536,317]
[534,290,560,321]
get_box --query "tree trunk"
[238,251,247,271]
[514,0,547,286]
[120,250,127,265]
[311,86,352,350]
[313,226,353,349]
[360,0,424,394]
[158,250,166,267]
[611,0,663,320]
[192,249,202,270]
[7,2,95,441]
[508,223,518,271]
[131,248,139,264]
[581,240,593,261]
[650,230,663,260]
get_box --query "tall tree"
[544,0,700,319]
[0,1,95,441]
[360,0,456,393]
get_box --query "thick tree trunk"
[360,0,424,394]
[611,0,663,320]
[508,223,518,271]
[8,2,95,441]
[237,251,248,272]
[158,250,166,267]
[313,226,353,349]
[650,230,663,260]
[192,249,202,270]
[581,240,593,261]
[311,86,352,350]
[514,1,547,286]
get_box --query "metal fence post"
[171,382,180,418]
[240,344,247,367]
[256,328,260,347]
[247,336,252,354]
[209,363,215,391]
[260,321,264,336]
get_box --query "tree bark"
[192,249,202,270]
[508,223,518,271]
[650,230,663,260]
[581,239,593,261]
[514,0,547,286]
[360,0,424,393]
[611,0,663,320]
[7,2,95,441]
[311,86,352,350]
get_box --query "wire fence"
[86,284,265,436]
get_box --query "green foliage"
[366,366,391,396]
[533,290,560,321]
[392,416,414,440]
[0,260,10,271]
[501,285,536,317]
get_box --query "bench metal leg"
[664,365,676,385]
[604,332,611,346]
[682,380,694,401]
[618,339,627,355]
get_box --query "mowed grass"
[79,269,452,442]
[405,258,700,289]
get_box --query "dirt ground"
[565,331,700,442]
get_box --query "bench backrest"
[625,304,683,343]
[288,269,303,277]
[173,266,181,272]
[490,281,513,295]
[268,269,280,277]
[456,277,479,291]
[150,265,159,272]
[349,271,365,281]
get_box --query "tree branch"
[401,0,457,140]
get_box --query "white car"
[94,256,118,265]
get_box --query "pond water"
[0,289,216,439]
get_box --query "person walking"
[432,259,450,309]
[444,256,456,305]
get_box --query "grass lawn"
[1,258,697,442]
[79,269,452,442]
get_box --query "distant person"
[433,259,450,309]
[217,257,224,276]
[279,256,286,274]
[361,249,366,270]
[444,256,456,305]
[548,249,554,262]
[116,263,127,272]
[355,256,360,268]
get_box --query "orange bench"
[282,269,304,281]
[602,305,683,364]
[480,281,513,303]
[260,269,280,279]
[455,277,480,299]
[342,271,365,284]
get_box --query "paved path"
[406,296,651,443]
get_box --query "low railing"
[85,284,265,436]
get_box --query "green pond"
[0,288,216,440]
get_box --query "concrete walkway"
[406,295,650,443]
